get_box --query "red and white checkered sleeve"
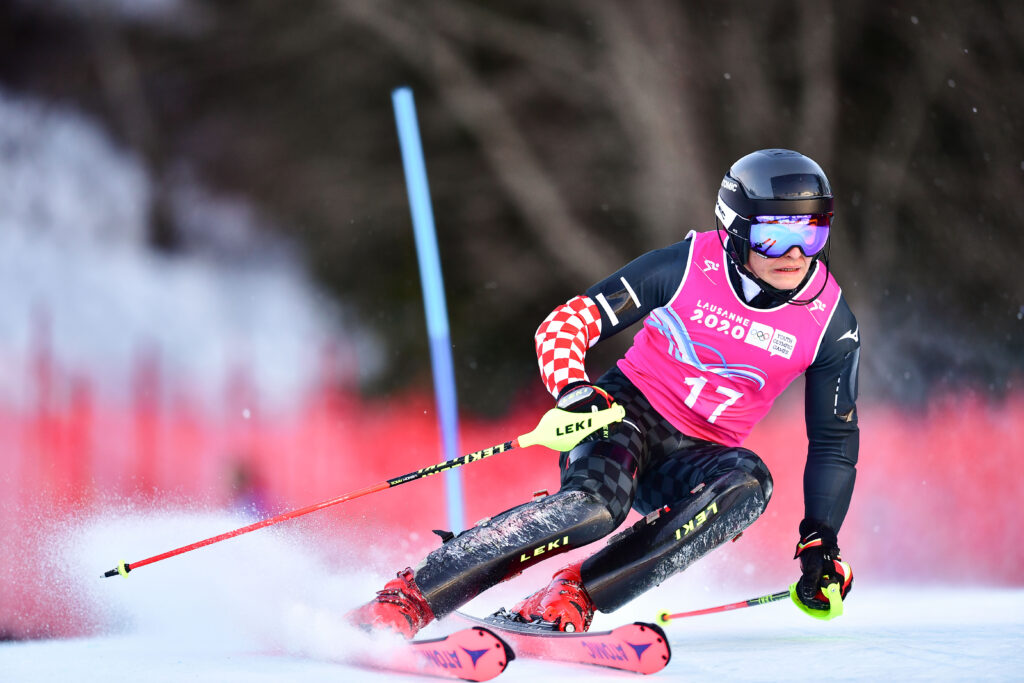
[534,295,603,397]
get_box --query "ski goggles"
[749,214,830,258]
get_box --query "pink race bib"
[619,230,842,445]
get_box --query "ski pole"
[656,589,790,624]
[102,402,625,579]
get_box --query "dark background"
[3,0,1022,414]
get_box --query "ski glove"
[791,520,853,620]
[556,381,615,414]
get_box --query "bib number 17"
[683,377,742,424]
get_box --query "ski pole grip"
[518,403,626,451]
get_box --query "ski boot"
[347,567,436,639]
[511,561,595,632]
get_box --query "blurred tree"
[1,0,1021,412]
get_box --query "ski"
[353,626,514,681]
[454,611,671,675]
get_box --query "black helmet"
[715,148,833,267]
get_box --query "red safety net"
[1,340,1021,639]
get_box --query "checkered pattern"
[555,365,773,518]
[555,365,707,524]
[560,450,637,526]
[577,366,714,478]
[535,295,603,397]
[633,443,773,515]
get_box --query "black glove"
[791,519,853,619]
[556,381,615,413]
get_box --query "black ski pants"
[413,366,773,616]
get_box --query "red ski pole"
[102,403,624,579]
[656,590,790,623]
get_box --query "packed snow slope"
[2,509,1022,682]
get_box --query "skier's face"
[745,245,811,291]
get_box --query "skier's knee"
[694,446,774,504]
[559,440,638,528]
[737,449,773,504]
[581,469,768,613]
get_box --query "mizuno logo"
[838,325,859,343]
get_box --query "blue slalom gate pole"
[391,87,465,532]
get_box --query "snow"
[3,508,1022,682]
[4,588,1021,682]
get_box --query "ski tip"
[632,621,672,669]
[633,620,669,638]
[471,626,516,664]
[353,625,514,682]
[445,626,514,680]
[656,609,671,624]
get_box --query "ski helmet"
[715,149,833,267]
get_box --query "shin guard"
[413,489,616,617]
[581,469,769,613]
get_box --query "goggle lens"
[749,214,830,258]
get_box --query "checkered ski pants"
[559,365,773,522]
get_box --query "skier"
[350,148,858,637]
